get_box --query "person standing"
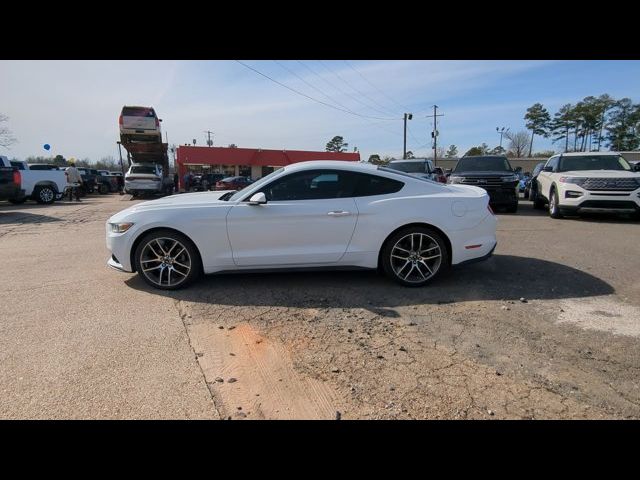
[65,162,84,202]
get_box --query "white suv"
[535,152,640,219]
[119,106,162,143]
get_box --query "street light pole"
[496,127,509,148]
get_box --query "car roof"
[283,160,377,173]
[559,151,621,157]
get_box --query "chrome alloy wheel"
[390,233,442,284]
[139,237,192,287]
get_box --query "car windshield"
[454,156,512,172]
[227,169,284,202]
[387,161,427,173]
[130,166,157,174]
[122,107,155,118]
[558,155,631,172]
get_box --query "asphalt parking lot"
[1,194,639,419]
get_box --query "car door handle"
[327,210,351,216]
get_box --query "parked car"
[125,163,173,197]
[106,161,497,290]
[433,167,447,183]
[386,158,439,182]
[215,176,253,191]
[191,173,225,191]
[535,152,640,219]
[448,155,519,212]
[0,156,67,204]
[119,106,162,143]
[524,162,545,202]
[0,164,24,203]
[517,172,530,193]
[97,170,120,193]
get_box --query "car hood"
[450,171,515,177]
[108,190,236,222]
[559,170,640,178]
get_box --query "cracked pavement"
[2,195,639,419]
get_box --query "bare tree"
[504,130,531,158]
[0,114,17,149]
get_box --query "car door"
[537,156,558,200]
[226,169,358,266]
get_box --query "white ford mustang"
[106,161,497,290]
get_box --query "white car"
[535,152,640,219]
[124,163,167,196]
[119,106,162,143]
[0,156,68,204]
[106,161,497,290]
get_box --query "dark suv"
[448,155,519,212]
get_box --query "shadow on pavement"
[0,211,62,224]
[125,254,614,310]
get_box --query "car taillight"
[13,169,21,186]
[155,118,160,127]
[119,115,123,126]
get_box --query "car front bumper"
[558,185,640,213]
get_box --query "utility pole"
[204,130,214,147]
[431,106,444,163]
[403,113,412,159]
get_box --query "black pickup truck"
[0,165,25,203]
[447,155,519,212]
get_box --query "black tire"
[381,226,449,287]
[134,229,202,290]
[8,197,27,205]
[533,191,545,209]
[549,188,563,219]
[34,185,56,205]
[98,183,109,194]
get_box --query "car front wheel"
[381,227,448,287]
[134,230,201,290]
[549,189,563,219]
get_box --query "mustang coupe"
[106,161,497,289]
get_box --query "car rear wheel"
[34,186,56,205]
[381,227,448,287]
[134,230,201,290]
[98,183,109,194]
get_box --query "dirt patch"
[182,306,342,420]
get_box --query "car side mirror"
[633,164,640,172]
[248,192,267,205]
[542,166,553,172]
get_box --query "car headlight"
[559,177,586,186]
[501,174,519,182]
[109,222,134,233]
[449,176,464,184]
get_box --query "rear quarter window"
[353,173,404,197]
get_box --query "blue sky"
[1,60,640,162]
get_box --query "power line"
[343,60,409,115]
[235,60,398,121]
[317,60,399,118]
[273,60,363,117]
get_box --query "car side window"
[353,173,404,197]
[546,157,559,172]
[10,161,24,170]
[258,170,357,201]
